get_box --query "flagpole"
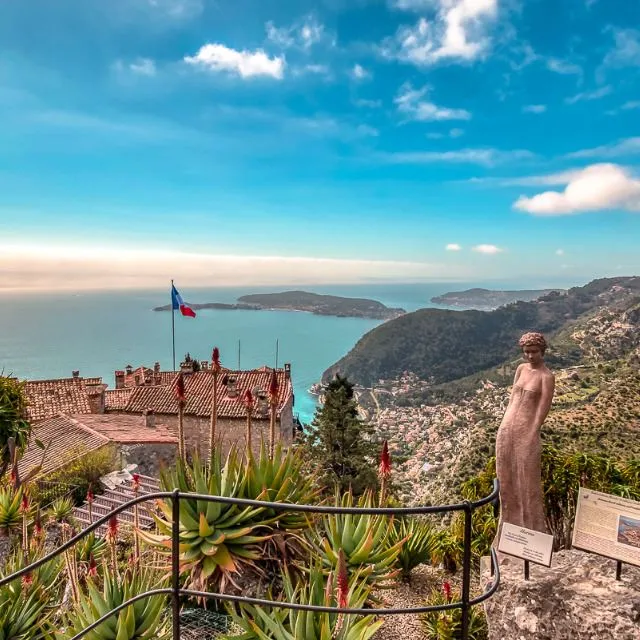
[171,279,176,372]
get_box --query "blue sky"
[1,0,639,290]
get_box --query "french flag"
[171,284,196,318]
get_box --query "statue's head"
[519,332,547,365]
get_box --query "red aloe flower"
[337,549,349,609]
[34,513,43,537]
[21,572,33,588]
[379,440,391,480]
[9,468,17,488]
[88,553,98,577]
[107,515,119,542]
[211,347,221,373]
[87,486,94,503]
[443,581,452,603]
[131,473,140,492]
[268,369,279,404]
[243,388,254,410]
[21,492,30,513]
[175,372,186,403]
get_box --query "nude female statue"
[495,332,555,534]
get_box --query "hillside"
[431,287,564,309]
[369,294,640,506]
[238,290,405,319]
[323,277,640,387]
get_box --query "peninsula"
[153,290,406,320]
[430,287,564,309]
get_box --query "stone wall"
[117,443,177,477]
[482,549,640,639]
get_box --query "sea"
[0,281,570,424]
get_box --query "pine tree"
[302,374,378,495]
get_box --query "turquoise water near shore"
[0,282,556,423]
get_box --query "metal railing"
[0,480,501,640]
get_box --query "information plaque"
[572,488,640,568]
[498,522,554,567]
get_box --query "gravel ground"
[372,565,452,640]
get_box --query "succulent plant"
[139,451,271,592]
[315,490,405,590]
[0,486,25,534]
[390,517,437,582]
[48,496,75,525]
[224,564,383,640]
[62,567,170,640]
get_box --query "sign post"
[498,523,555,579]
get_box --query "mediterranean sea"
[0,281,552,423]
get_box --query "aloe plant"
[62,568,170,640]
[0,486,25,534]
[315,490,405,589]
[224,565,383,640]
[48,496,75,524]
[390,517,437,581]
[139,451,271,591]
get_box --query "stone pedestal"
[481,550,640,640]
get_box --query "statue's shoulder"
[542,367,555,381]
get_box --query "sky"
[1,0,639,290]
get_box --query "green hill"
[322,277,640,387]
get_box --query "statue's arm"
[535,374,555,428]
[507,365,524,404]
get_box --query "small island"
[430,287,565,310]
[154,290,406,320]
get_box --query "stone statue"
[495,332,555,534]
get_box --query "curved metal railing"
[0,479,501,640]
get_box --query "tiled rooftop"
[71,414,177,444]
[123,368,292,419]
[18,415,110,479]
[24,377,99,422]
[105,388,134,410]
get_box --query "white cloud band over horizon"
[0,243,473,292]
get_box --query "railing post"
[172,488,181,640]
[461,502,472,640]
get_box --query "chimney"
[284,363,291,380]
[72,370,80,379]
[143,408,156,428]
[143,370,152,385]
[154,362,161,374]
[86,385,106,414]
[226,375,238,398]
[125,364,133,375]
[134,373,141,386]
[180,360,194,374]
[115,370,125,390]
[200,360,209,371]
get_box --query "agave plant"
[139,451,271,591]
[315,490,405,589]
[62,567,170,640]
[223,564,383,640]
[76,531,108,564]
[48,496,75,524]
[0,486,25,534]
[390,517,437,582]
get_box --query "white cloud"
[266,15,333,50]
[354,98,382,108]
[395,83,471,121]
[621,100,640,111]
[184,44,285,79]
[382,0,499,66]
[601,28,640,70]
[546,58,583,76]
[0,243,470,291]
[522,104,547,114]
[565,137,640,159]
[473,244,503,254]
[449,127,464,137]
[565,85,612,104]
[514,163,640,215]
[129,58,157,76]
[385,147,535,166]
[292,64,331,77]
[351,64,371,80]
[427,128,464,139]
[555,249,564,256]
[446,243,462,251]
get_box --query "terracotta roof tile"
[123,368,292,419]
[71,414,177,445]
[105,388,134,410]
[18,415,110,479]
[24,378,98,422]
